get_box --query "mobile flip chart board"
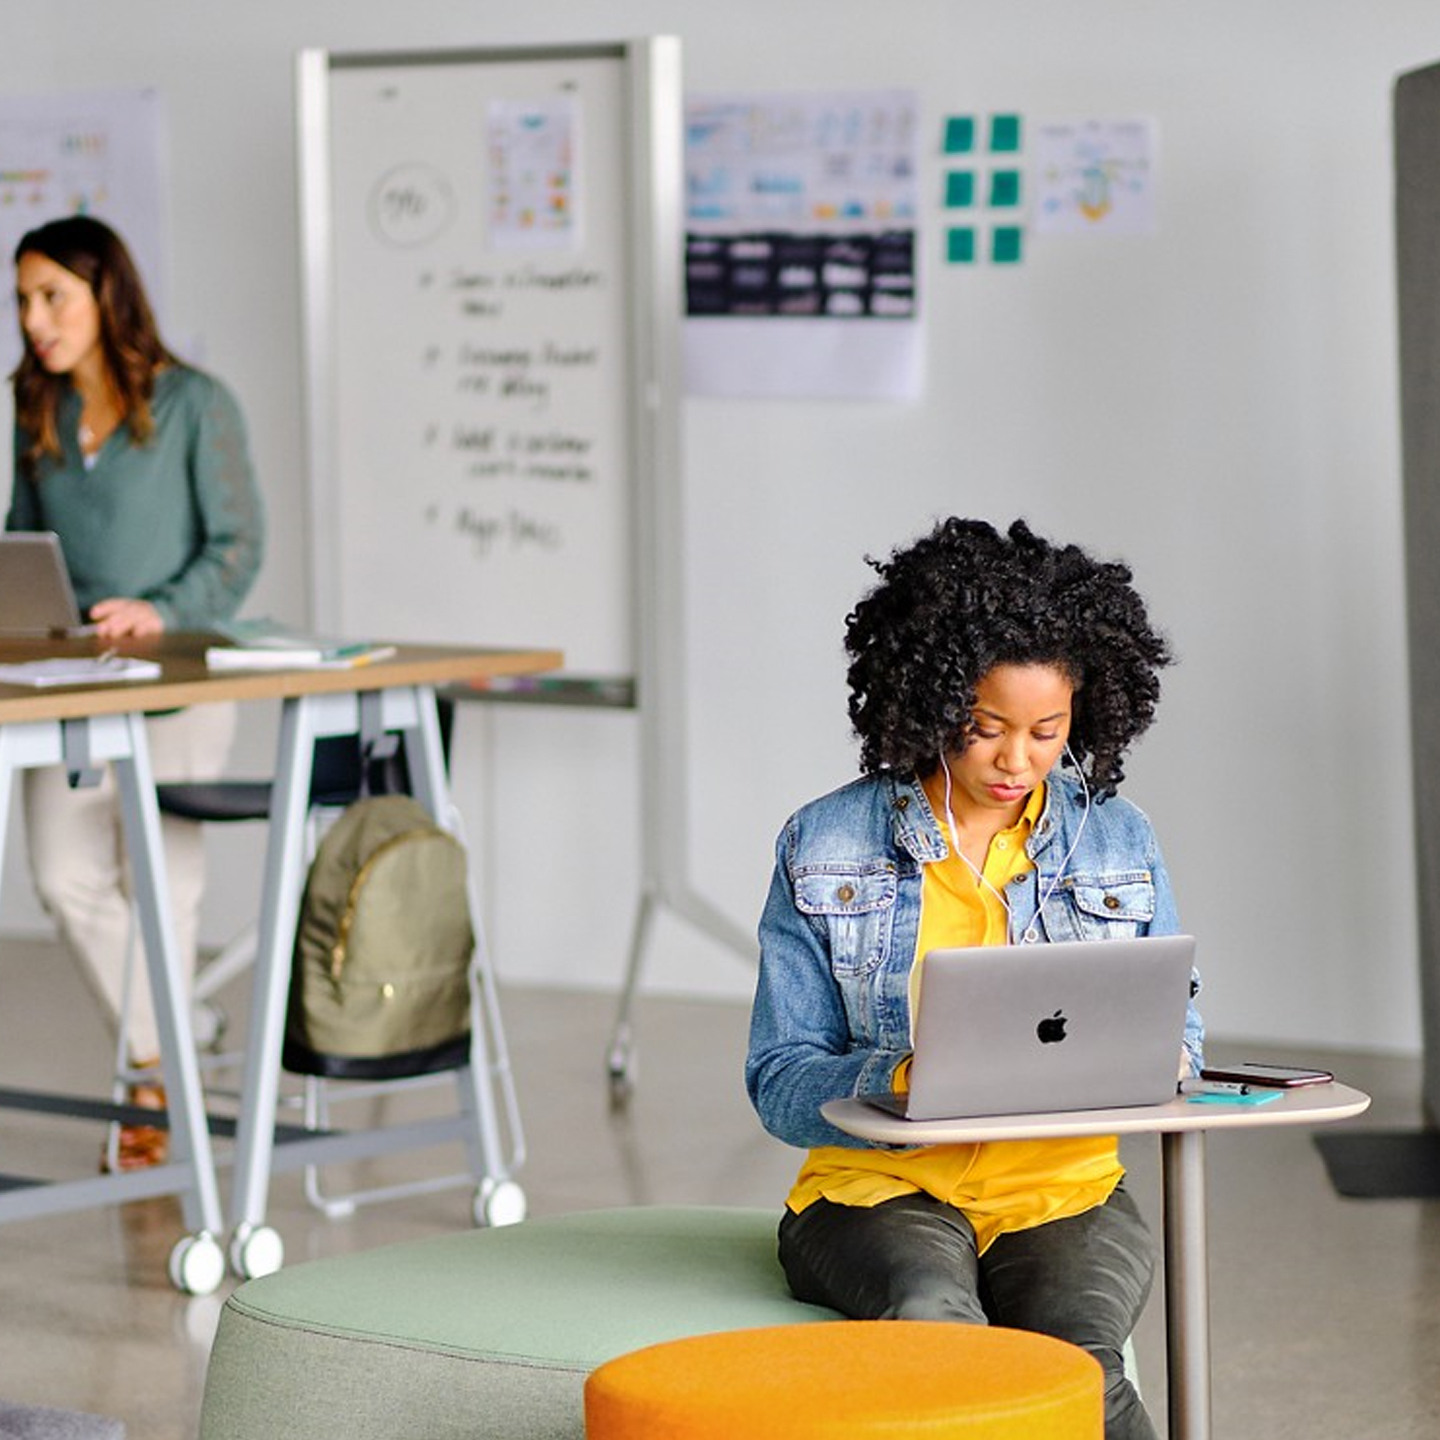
[296,40,684,694]
[299,41,749,1095]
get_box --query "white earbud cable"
[1022,745,1091,944]
[939,744,1093,946]
[940,756,1016,927]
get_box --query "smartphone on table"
[1198,1062,1333,1088]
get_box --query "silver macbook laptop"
[0,532,88,636]
[866,935,1196,1121]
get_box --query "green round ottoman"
[198,1206,838,1440]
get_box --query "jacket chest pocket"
[1051,871,1155,940]
[793,865,897,978]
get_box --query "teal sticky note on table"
[991,226,1024,264]
[947,227,977,264]
[943,116,976,154]
[989,113,1022,153]
[944,171,975,208]
[989,169,1022,208]
[1185,1090,1283,1106]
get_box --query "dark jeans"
[778,1187,1157,1440]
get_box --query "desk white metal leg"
[112,714,226,1222]
[0,713,226,1295]
[401,694,526,1224]
[227,691,318,1279]
[1162,1129,1212,1440]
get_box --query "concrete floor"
[0,933,1435,1438]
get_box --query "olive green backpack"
[283,794,474,1079]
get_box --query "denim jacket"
[746,770,1205,1150]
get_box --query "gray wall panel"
[1395,61,1440,1116]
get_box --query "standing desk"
[0,635,561,1292]
[198,640,562,1280]
[823,1082,1370,1440]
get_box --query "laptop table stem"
[1162,1129,1211,1440]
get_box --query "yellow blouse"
[785,778,1124,1255]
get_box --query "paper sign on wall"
[683,88,923,401]
[0,88,168,376]
[1033,119,1158,236]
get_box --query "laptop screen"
[894,935,1196,1120]
[0,532,86,636]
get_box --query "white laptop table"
[823,1082,1370,1440]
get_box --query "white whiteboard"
[298,42,682,685]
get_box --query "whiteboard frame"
[294,38,683,703]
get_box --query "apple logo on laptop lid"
[1036,1009,1068,1044]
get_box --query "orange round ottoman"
[583,1321,1103,1439]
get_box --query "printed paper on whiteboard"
[487,96,580,251]
[1033,119,1158,236]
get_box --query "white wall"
[0,1,1430,1054]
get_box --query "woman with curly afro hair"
[746,518,1203,1440]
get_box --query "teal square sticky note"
[1185,1090,1282,1106]
[991,225,1024,264]
[989,169,1022,207]
[943,116,976,154]
[989,113,1022,153]
[947,227,977,264]
[944,170,975,208]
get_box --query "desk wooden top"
[822,1081,1372,1145]
[0,634,564,723]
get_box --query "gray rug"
[0,1403,124,1440]
[1314,1129,1440,1198]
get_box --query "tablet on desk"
[0,533,91,637]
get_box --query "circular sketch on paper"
[368,163,456,248]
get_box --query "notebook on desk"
[0,532,89,636]
[863,935,1196,1122]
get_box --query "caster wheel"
[606,1040,636,1109]
[191,1000,228,1052]
[229,1222,284,1279]
[168,1232,225,1296]
[474,1178,527,1228]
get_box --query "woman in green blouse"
[8,215,264,1168]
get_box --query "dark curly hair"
[844,517,1172,797]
